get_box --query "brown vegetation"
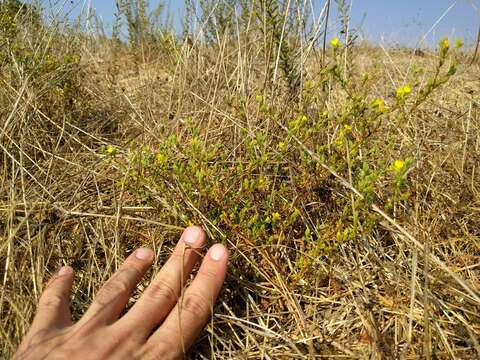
[1,1,479,358]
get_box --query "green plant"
[1,2,478,359]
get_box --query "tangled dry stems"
[1,4,479,359]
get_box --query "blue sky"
[53,0,479,47]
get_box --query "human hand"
[13,226,228,360]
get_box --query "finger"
[77,248,154,329]
[29,266,74,334]
[145,244,227,357]
[116,226,206,340]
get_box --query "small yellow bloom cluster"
[372,98,385,113]
[264,212,281,225]
[105,145,116,155]
[155,152,167,164]
[392,159,405,172]
[257,176,267,190]
[439,38,450,52]
[396,84,411,98]
[271,212,281,222]
[288,114,308,132]
[330,37,340,49]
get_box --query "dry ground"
[1,33,479,359]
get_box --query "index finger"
[145,243,228,357]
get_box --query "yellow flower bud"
[439,37,450,52]
[393,159,405,172]
[330,37,340,48]
[272,212,281,222]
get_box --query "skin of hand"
[13,226,228,360]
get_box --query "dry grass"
[1,2,480,359]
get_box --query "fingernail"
[209,244,227,261]
[58,266,73,276]
[135,248,153,260]
[183,226,205,246]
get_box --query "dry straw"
[1,1,479,358]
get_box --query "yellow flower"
[343,124,352,132]
[396,84,411,97]
[322,111,329,118]
[330,37,340,49]
[277,141,286,151]
[439,37,450,52]
[105,145,116,155]
[373,98,385,113]
[373,98,383,107]
[455,38,464,49]
[393,159,405,172]
[272,212,281,222]
[155,152,167,164]
[257,176,266,190]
